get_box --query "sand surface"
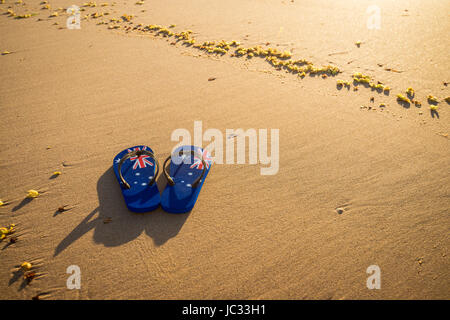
[1,0,449,299]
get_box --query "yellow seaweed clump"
[406,87,415,97]
[174,30,192,40]
[374,83,384,91]
[397,94,410,104]
[21,262,32,271]
[121,14,133,22]
[82,2,97,7]
[15,13,33,19]
[183,39,195,46]
[0,224,15,240]
[26,190,39,198]
[91,12,103,18]
[336,80,351,88]
[352,72,371,85]
[157,28,174,37]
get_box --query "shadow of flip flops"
[54,166,190,256]
[12,198,33,212]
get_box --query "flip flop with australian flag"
[113,145,161,213]
[161,145,213,213]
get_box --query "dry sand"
[0,0,449,299]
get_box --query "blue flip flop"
[161,145,212,213]
[113,145,160,213]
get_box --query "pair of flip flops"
[113,145,212,213]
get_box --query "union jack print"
[190,148,213,170]
[127,146,154,170]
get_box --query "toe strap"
[118,149,159,189]
[163,149,207,188]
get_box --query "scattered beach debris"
[26,190,39,198]
[335,208,344,214]
[1,5,445,124]
[57,205,70,213]
[384,67,402,73]
[1,229,9,240]
[15,13,36,19]
[81,1,96,7]
[0,224,15,240]
[328,51,349,56]
[336,80,351,89]
[121,14,133,22]
[411,100,421,107]
[2,50,12,55]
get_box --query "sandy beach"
[1,0,449,299]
